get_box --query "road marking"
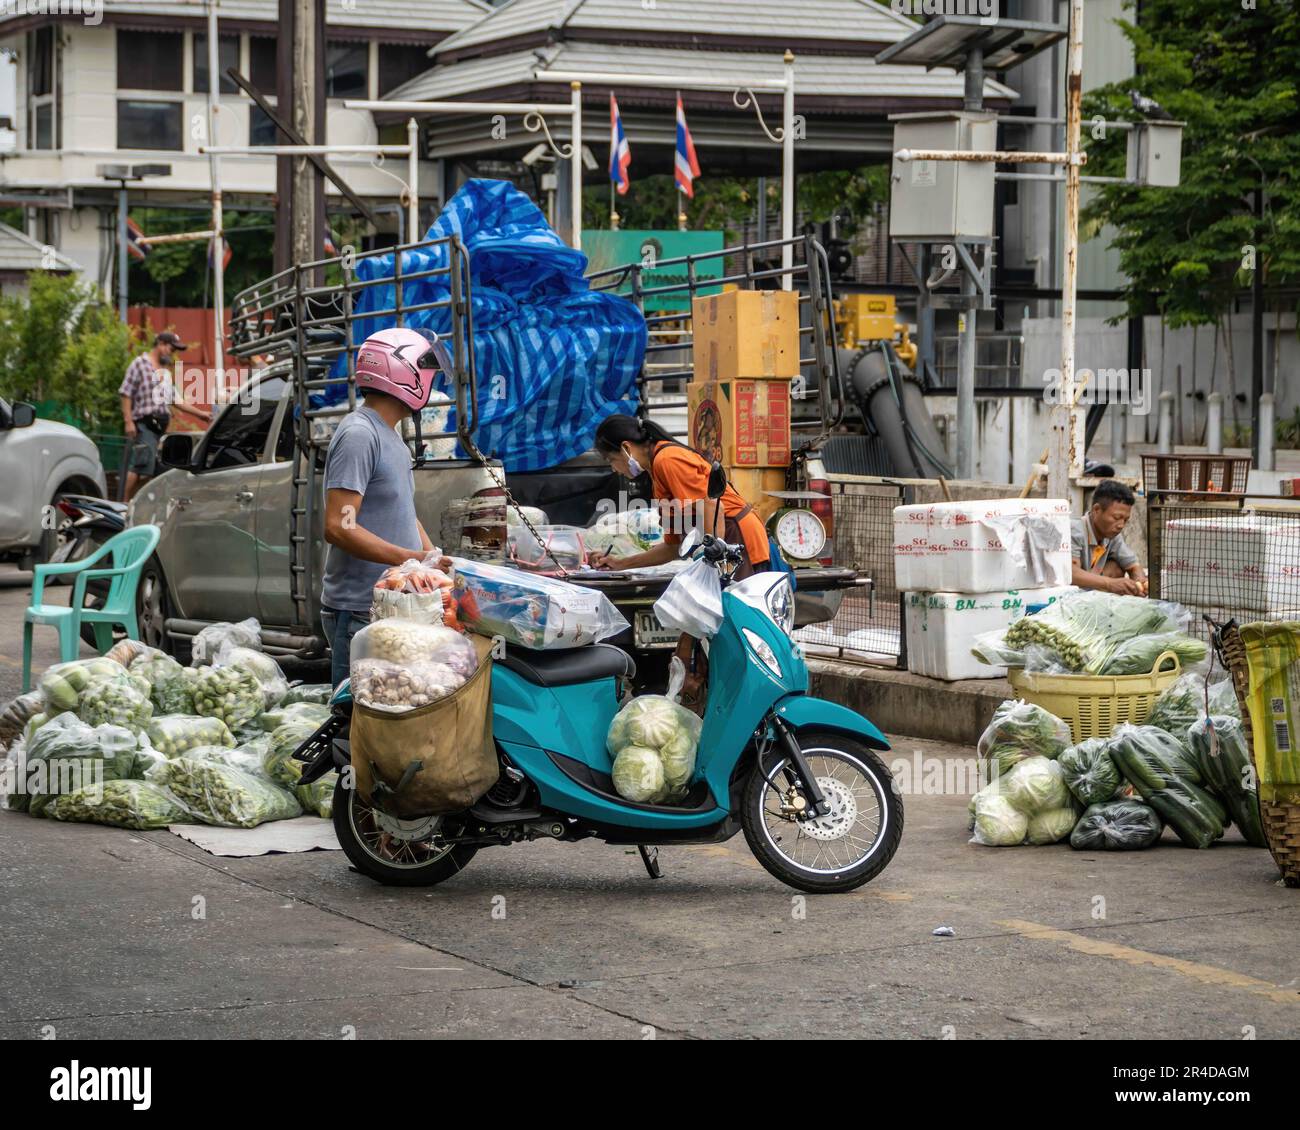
[998,918,1300,1007]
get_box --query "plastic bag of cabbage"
[606,695,703,803]
[977,700,1071,777]
[969,756,1080,846]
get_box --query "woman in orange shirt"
[590,414,770,575]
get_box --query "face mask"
[626,454,644,479]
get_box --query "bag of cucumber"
[0,622,336,831]
[970,670,1268,851]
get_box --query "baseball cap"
[155,331,186,349]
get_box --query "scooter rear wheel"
[333,777,478,887]
[741,729,902,894]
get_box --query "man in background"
[1071,479,1148,595]
[119,332,184,501]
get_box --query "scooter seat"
[498,643,635,688]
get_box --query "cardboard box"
[689,377,792,470]
[1281,479,1300,498]
[724,466,787,525]
[691,290,800,381]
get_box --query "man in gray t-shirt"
[1070,479,1147,596]
[320,326,453,686]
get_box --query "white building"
[0,0,489,294]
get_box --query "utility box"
[888,111,997,241]
[841,293,896,342]
[1126,121,1184,188]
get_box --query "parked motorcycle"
[48,494,128,646]
[296,469,903,894]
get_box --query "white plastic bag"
[191,617,262,666]
[349,618,480,713]
[653,559,723,639]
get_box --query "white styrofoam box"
[905,585,1076,681]
[894,498,1073,594]
[1162,515,1300,613]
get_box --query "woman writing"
[591,414,770,577]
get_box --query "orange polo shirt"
[650,442,769,565]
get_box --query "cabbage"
[621,697,683,750]
[1002,756,1071,814]
[972,794,1028,846]
[1027,806,1079,844]
[611,746,666,803]
[659,728,696,792]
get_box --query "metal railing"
[794,478,906,667]
[1148,491,1300,640]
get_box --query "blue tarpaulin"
[333,179,645,471]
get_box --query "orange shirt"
[650,442,769,565]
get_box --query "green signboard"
[583,230,726,314]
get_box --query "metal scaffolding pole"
[206,0,225,382]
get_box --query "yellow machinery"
[834,293,917,371]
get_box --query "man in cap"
[120,331,197,500]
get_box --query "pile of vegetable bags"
[968,667,1267,851]
[972,590,1208,675]
[607,691,702,804]
[0,621,337,830]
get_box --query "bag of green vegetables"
[1109,723,1226,849]
[977,700,1071,777]
[45,778,189,830]
[147,755,302,828]
[1187,715,1267,848]
[146,713,236,757]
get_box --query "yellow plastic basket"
[1006,651,1183,744]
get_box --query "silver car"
[128,372,499,660]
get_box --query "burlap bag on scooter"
[350,634,497,817]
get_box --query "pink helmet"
[354,327,450,412]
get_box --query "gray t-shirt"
[1071,514,1138,573]
[321,406,420,612]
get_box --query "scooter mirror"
[679,528,700,558]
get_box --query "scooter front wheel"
[741,729,903,894]
[333,777,478,887]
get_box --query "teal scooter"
[302,472,903,894]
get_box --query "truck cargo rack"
[585,233,846,447]
[227,236,479,629]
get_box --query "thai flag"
[323,223,339,256]
[126,217,150,261]
[609,93,631,195]
[674,93,701,198]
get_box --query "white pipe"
[536,70,787,91]
[1110,402,1127,465]
[896,148,1075,165]
[406,117,419,242]
[1048,0,1085,502]
[781,50,794,285]
[570,81,582,251]
[1258,392,1276,472]
[1157,391,1175,453]
[201,144,412,156]
[206,0,225,389]
[343,99,576,116]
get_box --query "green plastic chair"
[22,525,161,691]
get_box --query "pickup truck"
[127,231,862,671]
[0,397,106,566]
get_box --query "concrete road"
[2,567,1298,1040]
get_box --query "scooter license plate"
[634,610,679,649]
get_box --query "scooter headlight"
[742,627,783,679]
[766,575,795,637]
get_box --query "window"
[378,43,429,97]
[325,40,367,99]
[117,30,183,91]
[193,32,240,94]
[250,104,278,146]
[117,101,182,151]
[203,377,287,470]
[249,36,277,93]
[27,26,59,150]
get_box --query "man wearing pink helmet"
[321,327,452,686]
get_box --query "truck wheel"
[137,557,186,661]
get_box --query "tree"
[1081,0,1300,328]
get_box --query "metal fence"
[795,478,906,666]
[1147,493,1300,641]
